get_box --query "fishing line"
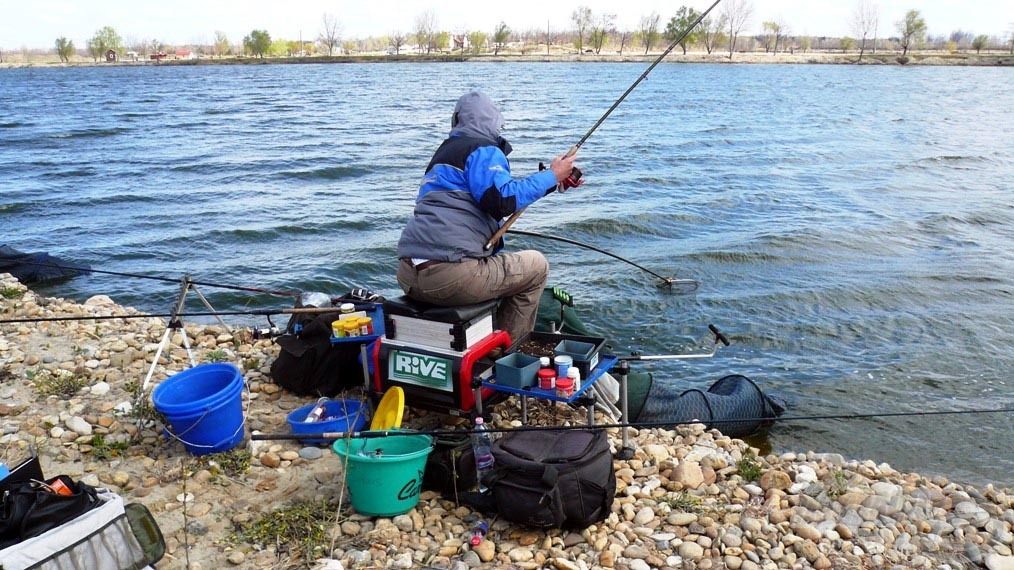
[485,0,724,251]
[251,406,1014,441]
[9,260,300,298]
[508,229,698,292]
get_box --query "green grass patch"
[736,450,763,482]
[196,448,252,478]
[230,498,342,564]
[0,286,25,299]
[32,369,88,398]
[204,348,227,363]
[663,490,705,513]
[90,434,130,460]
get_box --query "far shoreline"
[2,49,1012,69]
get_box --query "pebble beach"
[1,273,1012,570]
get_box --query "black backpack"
[269,311,365,397]
[486,428,615,529]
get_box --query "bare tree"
[761,21,784,53]
[544,20,555,55]
[638,12,661,54]
[589,13,616,54]
[571,6,593,53]
[700,14,727,54]
[617,29,633,54]
[319,13,341,56]
[390,31,407,54]
[851,0,878,62]
[415,11,437,54]
[1008,23,1014,55]
[722,0,753,59]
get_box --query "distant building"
[105,49,117,62]
[174,49,197,60]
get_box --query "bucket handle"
[164,406,246,452]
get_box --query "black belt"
[403,259,445,271]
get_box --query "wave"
[274,165,371,181]
[46,127,130,140]
[0,121,32,128]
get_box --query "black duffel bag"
[0,475,101,549]
[486,428,615,529]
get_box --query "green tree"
[761,21,783,53]
[896,9,926,56]
[467,31,487,54]
[971,34,988,54]
[571,6,593,52]
[243,30,271,58]
[213,31,230,58]
[86,26,122,62]
[55,37,74,63]
[666,6,702,55]
[435,31,450,52]
[492,21,510,55]
[840,36,856,53]
[639,12,661,54]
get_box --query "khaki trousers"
[396,251,549,343]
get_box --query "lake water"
[1,62,1012,486]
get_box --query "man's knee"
[519,250,549,282]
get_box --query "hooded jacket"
[397,91,558,261]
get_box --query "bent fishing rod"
[14,260,300,298]
[507,228,698,291]
[484,0,723,252]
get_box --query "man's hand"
[549,153,579,184]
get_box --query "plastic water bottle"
[471,417,495,494]
[469,520,489,546]
[304,397,329,423]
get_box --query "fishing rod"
[484,0,724,251]
[13,260,301,298]
[0,305,377,325]
[508,228,698,291]
[250,406,1014,441]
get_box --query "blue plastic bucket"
[286,400,368,444]
[332,434,433,516]
[151,363,245,455]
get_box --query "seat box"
[383,296,497,352]
[371,331,511,416]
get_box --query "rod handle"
[709,324,730,346]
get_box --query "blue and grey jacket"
[397,91,558,261]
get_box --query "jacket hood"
[449,91,504,143]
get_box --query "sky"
[1,0,1011,50]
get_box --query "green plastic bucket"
[332,434,433,516]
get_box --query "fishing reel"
[252,315,284,339]
[538,162,584,193]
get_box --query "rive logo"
[390,351,452,391]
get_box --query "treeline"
[4,2,1013,64]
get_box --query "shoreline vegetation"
[1,273,1013,569]
[2,49,1012,69]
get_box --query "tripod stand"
[141,275,230,392]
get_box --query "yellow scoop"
[370,386,404,430]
